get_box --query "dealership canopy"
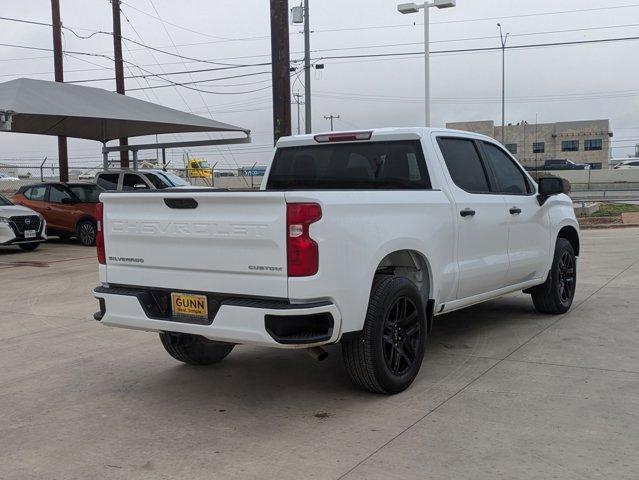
[0,78,249,142]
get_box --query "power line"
[310,3,639,33]
[312,35,639,62]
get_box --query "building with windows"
[445,119,613,169]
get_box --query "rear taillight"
[96,202,105,265]
[287,203,322,277]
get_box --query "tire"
[76,220,96,246]
[18,242,40,251]
[342,275,427,394]
[530,238,576,314]
[159,332,234,365]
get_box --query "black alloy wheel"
[530,238,577,314]
[382,296,421,376]
[342,275,427,394]
[557,250,576,303]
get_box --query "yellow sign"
[171,293,208,318]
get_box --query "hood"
[0,204,39,217]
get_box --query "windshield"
[145,172,190,189]
[68,184,103,203]
[0,194,13,206]
[161,171,189,186]
[192,160,210,168]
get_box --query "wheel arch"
[75,215,97,231]
[557,225,580,256]
[373,248,434,330]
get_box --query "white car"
[93,128,580,394]
[94,169,191,191]
[0,173,20,182]
[78,170,96,180]
[0,193,47,250]
[613,160,639,169]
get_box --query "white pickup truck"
[93,128,579,394]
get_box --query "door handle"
[460,208,476,217]
[509,207,522,215]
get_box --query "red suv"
[13,183,103,246]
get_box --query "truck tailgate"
[101,191,288,298]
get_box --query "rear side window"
[266,140,431,190]
[437,138,490,193]
[96,173,119,190]
[481,142,532,195]
[24,186,47,201]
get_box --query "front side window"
[25,186,47,201]
[562,140,579,152]
[267,140,431,190]
[122,174,149,191]
[505,144,518,154]
[533,142,545,153]
[48,185,74,203]
[437,138,490,194]
[584,139,602,151]
[482,142,531,195]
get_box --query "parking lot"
[1,229,638,480]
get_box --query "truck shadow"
[130,293,544,408]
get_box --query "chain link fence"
[0,162,264,195]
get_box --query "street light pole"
[423,6,430,127]
[303,0,312,134]
[398,1,456,128]
[498,23,509,145]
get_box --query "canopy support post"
[162,148,166,171]
[102,143,109,170]
[132,150,138,171]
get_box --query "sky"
[1,0,638,171]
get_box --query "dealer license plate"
[171,293,208,318]
[24,230,36,239]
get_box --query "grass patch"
[589,203,639,217]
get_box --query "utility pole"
[270,0,292,145]
[293,92,304,135]
[498,23,509,145]
[324,114,340,132]
[111,0,129,168]
[50,0,68,182]
[303,0,312,133]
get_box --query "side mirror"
[537,177,570,205]
[61,197,76,205]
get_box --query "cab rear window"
[266,140,431,190]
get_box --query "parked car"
[542,159,590,170]
[13,182,103,246]
[78,170,96,180]
[93,128,580,394]
[0,193,46,250]
[613,160,639,169]
[0,172,20,182]
[95,169,191,191]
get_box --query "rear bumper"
[93,285,342,348]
